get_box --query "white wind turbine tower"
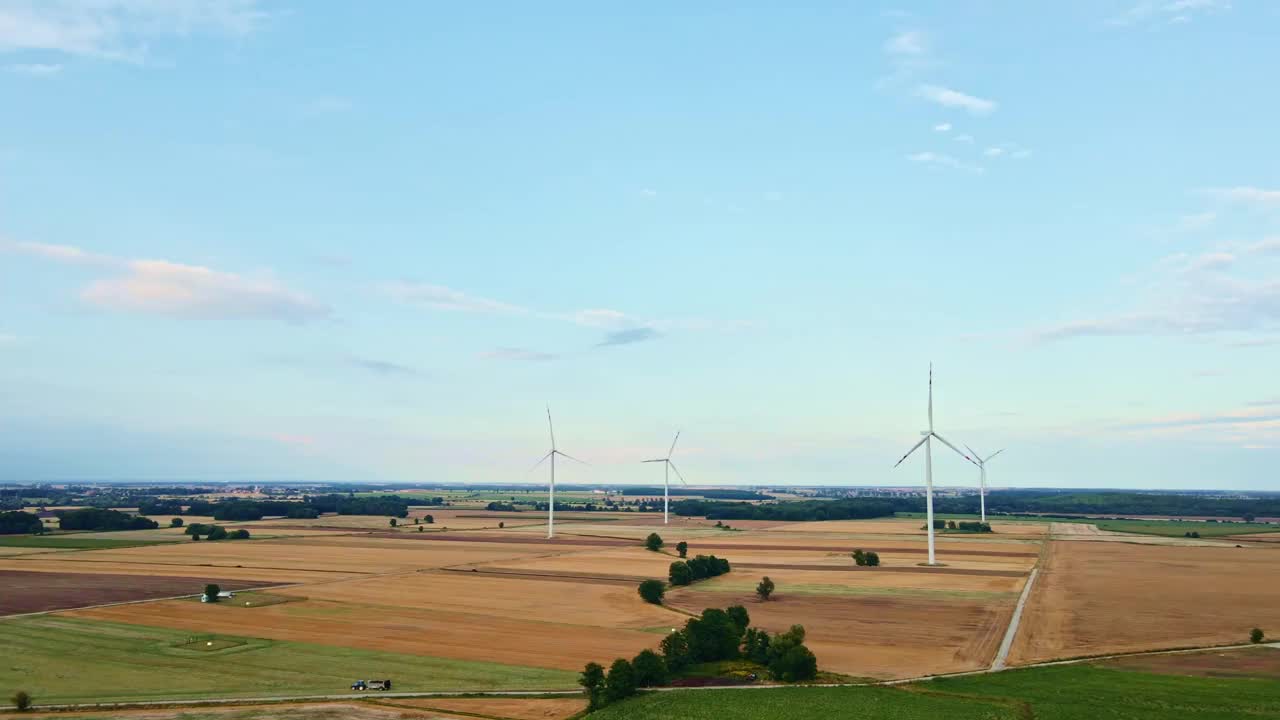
[964,445,1004,524]
[529,406,587,539]
[642,431,687,525]
[893,364,976,566]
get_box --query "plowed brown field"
[1008,540,1280,664]
[666,588,1012,679]
[0,570,264,615]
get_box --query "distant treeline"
[57,508,159,532]
[138,494,411,521]
[0,511,45,535]
[674,491,1280,523]
[621,488,772,501]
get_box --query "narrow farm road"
[991,567,1039,671]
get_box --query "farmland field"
[0,616,576,703]
[0,569,263,615]
[1009,540,1280,663]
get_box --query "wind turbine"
[964,445,1004,524]
[642,431,687,525]
[529,406,587,539]
[893,364,976,566]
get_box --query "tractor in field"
[351,679,392,691]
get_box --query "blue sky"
[2,1,1277,489]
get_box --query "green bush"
[632,649,669,687]
[579,662,605,710]
[645,532,664,551]
[757,576,775,601]
[203,584,220,602]
[604,658,638,703]
[676,541,688,558]
[11,690,32,711]
[1251,628,1265,644]
[669,561,693,586]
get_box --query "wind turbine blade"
[527,451,552,473]
[667,431,681,459]
[932,432,977,465]
[893,436,928,468]
[554,450,590,466]
[986,448,1006,462]
[928,363,934,430]
[965,443,982,463]
[546,406,557,451]
[641,458,666,463]
[668,460,688,485]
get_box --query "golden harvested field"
[0,558,356,584]
[74,592,664,671]
[687,566,1027,597]
[1008,540,1280,664]
[667,588,1013,679]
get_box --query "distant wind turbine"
[964,446,1004,523]
[642,431,687,525]
[529,406,587,539]
[893,364,976,566]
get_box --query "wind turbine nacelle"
[920,431,931,437]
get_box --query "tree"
[757,576,775,601]
[414,517,420,524]
[229,529,250,540]
[743,628,771,664]
[726,604,750,634]
[1244,513,1256,522]
[852,549,865,566]
[425,514,435,524]
[11,690,31,712]
[1252,628,1265,644]
[638,579,666,604]
[947,520,958,530]
[579,662,605,710]
[767,625,817,682]
[170,517,184,528]
[676,541,688,558]
[0,511,43,535]
[632,649,668,687]
[1191,531,1201,538]
[686,608,741,662]
[645,532,664,551]
[389,518,397,527]
[206,526,228,541]
[660,629,692,672]
[191,534,201,542]
[417,526,424,532]
[669,561,693,586]
[204,584,221,602]
[499,522,505,529]
[604,658,638,703]
[865,551,880,567]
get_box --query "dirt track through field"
[732,563,1027,577]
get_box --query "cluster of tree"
[669,554,730,586]
[185,524,250,541]
[56,508,158,532]
[1184,531,1202,538]
[947,520,992,533]
[620,488,774,501]
[851,549,880,566]
[645,533,664,551]
[0,511,44,535]
[742,624,819,681]
[485,502,520,512]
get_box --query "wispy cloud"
[879,28,936,87]
[2,238,329,323]
[1205,186,1280,208]
[1031,239,1280,343]
[4,62,62,75]
[916,84,996,115]
[907,151,983,174]
[1109,0,1232,27]
[598,327,661,347]
[933,123,951,132]
[346,356,421,377]
[0,0,269,63]
[384,282,528,315]
[480,347,558,362]
[884,30,927,56]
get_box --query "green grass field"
[2,616,577,704]
[1091,519,1280,537]
[0,535,174,550]
[586,663,1280,719]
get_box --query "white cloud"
[2,238,328,323]
[0,0,267,63]
[907,151,984,174]
[1206,186,1280,208]
[5,62,62,75]
[1246,238,1280,256]
[916,84,996,115]
[885,30,926,56]
[933,123,951,132]
[383,282,528,315]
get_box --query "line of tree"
[620,488,774,501]
[56,508,158,532]
[672,498,901,522]
[185,524,250,541]
[669,554,731,586]
[851,549,880,567]
[0,510,45,535]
